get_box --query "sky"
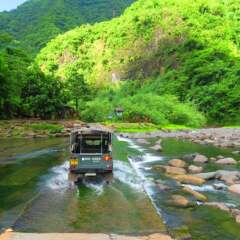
[0,0,27,12]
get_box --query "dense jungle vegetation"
[1,0,240,127]
[0,0,135,54]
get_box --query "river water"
[0,136,240,239]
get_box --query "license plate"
[82,157,100,161]
[85,173,96,177]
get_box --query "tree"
[21,65,69,119]
[66,65,90,112]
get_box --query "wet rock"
[169,195,191,207]
[215,157,237,165]
[229,184,240,195]
[169,159,187,168]
[171,174,205,185]
[210,157,216,161]
[188,165,203,174]
[136,138,150,144]
[182,186,207,202]
[154,165,186,175]
[151,144,162,151]
[217,155,224,159]
[129,156,144,163]
[156,182,171,190]
[213,183,227,190]
[195,172,217,180]
[205,202,230,212]
[182,153,198,161]
[216,171,240,185]
[193,154,208,163]
[165,166,187,175]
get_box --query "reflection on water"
[1,136,240,239]
[0,136,165,234]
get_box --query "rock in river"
[169,159,186,168]
[154,165,186,175]
[216,171,240,185]
[151,144,162,151]
[195,172,217,180]
[229,184,240,195]
[183,186,207,202]
[193,154,208,163]
[188,165,203,174]
[169,195,191,207]
[171,174,205,185]
[136,138,150,144]
[205,202,230,212]
[216,157,237,165]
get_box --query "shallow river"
[0,136,240,239]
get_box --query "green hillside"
[0,0,135,54]
[37,0,240,125]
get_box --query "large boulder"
[183,187,207,202]
[169,159,186,168]
[193,154,208,163]
[215,157,237,165]
[188,165,203,174]
[182,153,198,161]
[171,174,205,185]
[229,184,240,195]
[154,165,186,175]
[168,195,190,207]
[216,171,240,185]
[195,172,217,180]
[165,166,187,175]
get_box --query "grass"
[161,124,193,130]
[105,122,159,133]
[222,125,240,129]
[104,122,193,133]
[25,123,64,133]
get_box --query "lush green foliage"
[0,34,30,118]
[0,0,135,54]
[21,65,69,119]
[37,0,240,125]
[0,34,69,119]
[81,83,206,127]
[26,123,64,133]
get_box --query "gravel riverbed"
[120,128,240,149]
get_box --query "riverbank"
[0,120,81,138]
[120,127,240,149]
[1,120,240,150]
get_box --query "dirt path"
[1,232,173,240]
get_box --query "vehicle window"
[85,140,101,146]
[71,134,111,154]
